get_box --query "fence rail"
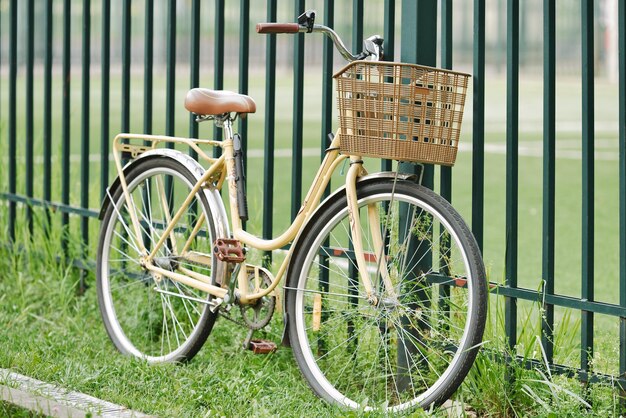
[1,0,625,397]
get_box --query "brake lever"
[360,35,384,61]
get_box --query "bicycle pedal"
[213,238,246,263]
[247,339,277,354]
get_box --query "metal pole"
[239,0,249,230]
[61,0,71,253]
[505,0,519,357]
[144,0,153,137]
[291,0,306,221]
[397,0,437,391]
[80,0,91,293]
[44,0,53,233]
[213,0,225,157]
[581,0,595,380]
[8,0,17,242]
[541,0,556,365]
[101,0,111,200]
[262,0,277,264]
[381,0,395,173]
[472,0,486,249]
[25,0,34,236]
[619,0,626,405]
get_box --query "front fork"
[345,157,398,305]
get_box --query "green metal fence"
[0,0,625,396]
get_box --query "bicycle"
[96,10,487,412]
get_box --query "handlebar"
[256,10,382,63]
[255,23,300,34]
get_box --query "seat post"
[214,114,235,142]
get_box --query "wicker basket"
[334,61,470,166]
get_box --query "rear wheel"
[286,180,487,411]
[97,156,219,363]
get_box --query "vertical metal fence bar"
[187,0,200,241]
[143,1,154,139]
[349,8,367,326]
[472,0,485,249]
[144,0,153,136]
[541,0,556,364]
[164,0,176,207]
[398,0,437,391]
[189,0,200,149]
[440,0,452,201]
[140,0,154,253]
[618,0,626,395]
[381,0,395,173]
[101,0,110,200]
[316,0,335,354]
[290,0,305,221]
[61,0,71,250]
[81,0,91,281]
[8,0,16,241]
[505,0,519,353]
[239,0,249,176]
[352,0,363,52]
[44,0,53,231]
[399,1,434,186]
[213,0,224,155]
[383,1,395,65]
[166,0,176,142]
[238,0,250,230]
[262,0,277,263]
[438,0,453,331]
[121,0,131,135]
[78,0,91,292]
[25,0,34,235]
[345,0,364,359]
[581,0,595,379]
[143,1,154,135]
[321,0,334,163]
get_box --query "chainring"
[239,266,276,330]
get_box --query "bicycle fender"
[280,171,417,347]
[98,149,230,244]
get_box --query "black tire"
[97,156,219,363]
[286,179,487,412]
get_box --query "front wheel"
[286,180,487,412]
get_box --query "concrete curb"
[0,369,155,418]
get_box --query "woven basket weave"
[334,61,470,166]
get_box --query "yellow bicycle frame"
[110,115,390,306]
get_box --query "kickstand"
[242,328,255,350]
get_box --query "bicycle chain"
[217,308,248,328]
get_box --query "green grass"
[0,221,622,417]
[0,402,47,418]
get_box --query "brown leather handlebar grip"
[256,23,300,34]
